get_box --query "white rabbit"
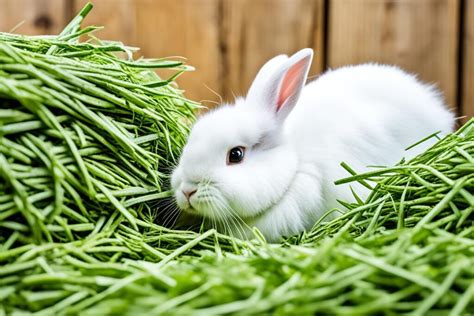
[171,48,455,242]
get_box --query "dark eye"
[227,146,245,165]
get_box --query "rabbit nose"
[182,189,197,200]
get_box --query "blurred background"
[0,0,472,122]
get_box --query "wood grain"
[462,0,474,123]
[73,0,136,43]
[327,0,460,110]
[222,0,325,99]
[74,0,222,106]
[5,0,468,117]
[0,0,69,35]
[74,0,325,106]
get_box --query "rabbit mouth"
[182,185,251,231]
[190,176,293,221]
[179,176,294,238]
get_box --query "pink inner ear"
[276,58,308,112]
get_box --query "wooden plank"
[74,0,222,106]
[73,0,136,45]
[0,0,69,35]
[462,0,474,123]
[134,0,222,106]
[223,0,325,100]
[328,0,460,110]
[75,0,325,106]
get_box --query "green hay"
[0,3,199,245]
[1,4,473,315]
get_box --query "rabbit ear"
[247,48,313,121]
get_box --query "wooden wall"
[462,0,474,123]
[328,0,460,110]
[0,0,472,122]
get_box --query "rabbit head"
[171,49,313,227]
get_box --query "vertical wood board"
[222,0,325,99]
[0,0,69,35]
[328,0,460,109]
[462,0,474,122]
[74,0,222,105]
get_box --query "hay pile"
[1,4,472,315]
[0,3,198,245]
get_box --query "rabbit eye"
[227,146,245,165]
